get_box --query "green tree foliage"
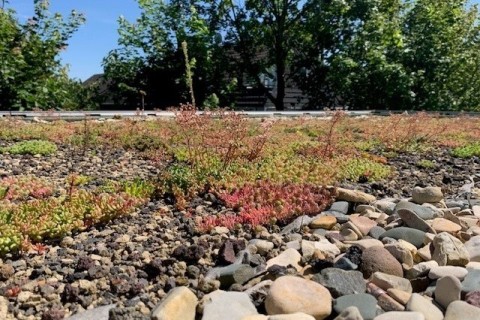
[106,0,480,111]
[216,0,315,110]
[402,0,480,110]
[0,0,93,110]
[328,0,412,110]
[103,0,233,109]
[301,0,480,110]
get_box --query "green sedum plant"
[2,140,57,156]
[69,174,92,186]
[416,159,436,169]
[338,157,391,182]
[122,178,156,199]
[0,176,152,255]
[451,143,480,158]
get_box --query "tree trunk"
[274,12,286,111]
[275,63,286,110]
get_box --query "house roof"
[82,74,112,96]
[83,74,104,86]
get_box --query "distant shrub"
[2,140,57,156]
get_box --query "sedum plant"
[0,176,53,201]
[1,140,57,156]
[338,157,391,182]
[197,181,335,231]
[0,176,153,255]
[451,143,480,158]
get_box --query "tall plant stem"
[182,41,196,108]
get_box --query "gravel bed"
[1,146,480,320]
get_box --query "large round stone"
[394,200,437,220]
[336,188,376,203]
[370,272,412,293]
[465,235,480,262]
[432,232,470,266]
[151,286,197,320]
[406,293,443,320]
[397,208,435,233]
[434,275,461,309]
[428,266,468,280]
[431,218,461,234]
[445,300,480,320]
[379,227,426,248]
[360,246,403,278]
[202,290,258,320]
[310,216,337,230]
[411,187,443,204]
[374,311,425,320]
[265,276,332,320]
[462,269,480,293]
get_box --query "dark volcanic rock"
[41,308,65,320]
[61,284,80,303]
[111,277,131,295]
[171,244,206,264]
[344,246,363,266]
[76,256,95,272]
[142,258,164,280]
[217,239,246,265]
[466,291,480,307]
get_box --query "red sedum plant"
[0,176,53,201]
[198,181,335,231]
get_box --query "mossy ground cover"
[0,111,479,254]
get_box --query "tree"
[105,0,318,110]
[106,0,480,111]
[290,0,353,109]
[403,0,480,110]
[0,0,86,110]
[215,0,315,110]
[331,0,412,110]
[103,0,233,109]
[298,0,480,111]
[293,0,411,109]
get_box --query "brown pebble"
[378,293,405,311]
[310,216,337,230]
[387,288,412,305]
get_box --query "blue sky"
[7,0,141,81]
